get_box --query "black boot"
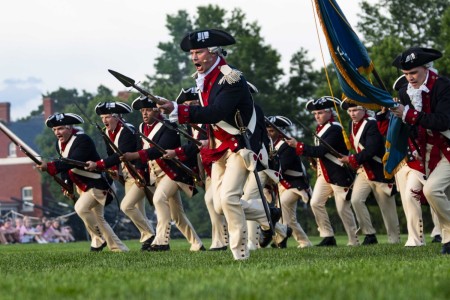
[141,235,155,251]
[90,241,107,252]
[277,227,293,249]
[441,242,450,254]
[316,236,337,247]
[362,234,378,245]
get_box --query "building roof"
[6,115,45,153]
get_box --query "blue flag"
[314,0,406,177]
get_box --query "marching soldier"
[121,97,204,252]
[390,46,450,254]
[157,28,280,260]
[85,101,156,251]
[339,99,400,245]
[37,113,129,252]
[241,106,291,249]
[378,76,441,247]
[165,96,229,251]
[266,115,312,248]
[286,97,358,246]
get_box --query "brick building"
[0,98,54,218]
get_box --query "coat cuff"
[348,154,359,169]
[178,105,190,124]
[175,147,187,161]
[138,149,149,163]
[295,142,305,156]
[96,159,106,170]
[47,162,57,176]
[405,108,420,125]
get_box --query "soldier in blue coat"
[390,46,450,254]
[121,97,204,252]
[286,97,358,246]
[266,115,312,248]
[38,113,128,252]
[339,99,400,245]
[157,29,280,260]
[85,101,156,251]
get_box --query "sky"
[0,0,366,120]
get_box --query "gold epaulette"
[218,65,242,85]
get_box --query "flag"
[314,0,406,177]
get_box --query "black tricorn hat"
[176,87,199,104]
[306,96,341,111]
[180,29,236,52]
[131,96,156,110]
[392,47,442,70]
[340,98,366,110]
[392,74,408,91]
[95,102,132,115]
[45,113,84,128]
[266,116,293,128]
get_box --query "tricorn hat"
[131,95,156,110]
[95,101,132,115]
[45,113,84,128]
[392,74,408,91]
[340,97,366,110]
[392,47,442,70]
[176,87,199,104]
[306,96,341,111]
[180,29,236,52]
[266,116,292,128]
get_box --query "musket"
[295,118,344,159]
[73,103,154,206]
[0,123,76,201]
[236,110,274,234]
[189,123,208,136]
[108,69,168,105]
[117,117,202,184]
[58,157,88,168]
[295,118,355,200]
[152,117,202,147]
[265,116,317,170]
[10,197,66,216]
[58,157,125,185]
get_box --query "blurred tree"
[357,0,450,49]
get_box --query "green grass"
[1,235,449,300]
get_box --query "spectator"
[0,220,10,244]
[43,219,68,243]
[60,224,76,242]
[1,218,20,244]
[19,216,47,244]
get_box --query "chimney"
[0,102,11,124]
[117,91,131,101]
[43,97,54,120]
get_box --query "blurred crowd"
[0,216,75,245]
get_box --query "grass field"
[1,235,449,300]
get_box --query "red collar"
[108,122,122,142]
[60,128,78,152]
[143,114,162,136]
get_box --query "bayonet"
[108,69,168,105]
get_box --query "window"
[21,186,33,212]
[8,142,17,157]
